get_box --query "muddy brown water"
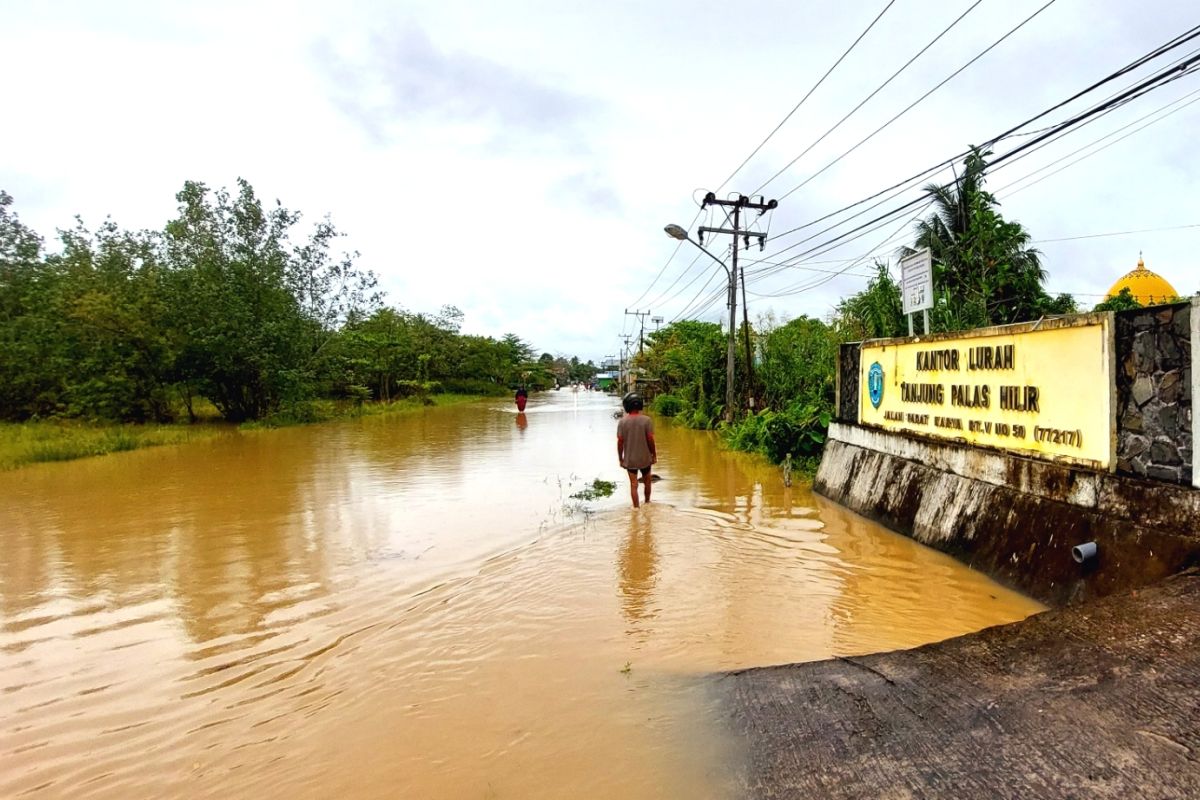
[0,391,1044,799]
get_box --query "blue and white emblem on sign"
[867,362,884,409]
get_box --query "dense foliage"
[0,184,593,423]
[835,149,1076,341]
[1091,287,1143,312]
[637,313,837,466]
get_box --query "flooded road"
[0,391,1044,798]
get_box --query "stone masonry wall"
[1115,302,1192,485]
[837,343,860,424]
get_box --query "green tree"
[904,148,1069,331]
[636,320,726,427]
[54,220,177,420]
[834,262,906,340]
[756,315,837,412]
[1092,287,1142,312]
[0,190,58,419]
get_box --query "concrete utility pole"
[625,309,651,354]
[620,334,634,392]
[696,192,777,420]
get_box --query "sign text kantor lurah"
[859,320,1113,468]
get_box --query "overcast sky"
[2,0,1197,363]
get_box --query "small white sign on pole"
[900,248,934,316]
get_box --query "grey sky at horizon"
[2,0,1197,364]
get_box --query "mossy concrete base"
[815,423,1200,606]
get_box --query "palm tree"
[903,148,1055,330]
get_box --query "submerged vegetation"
[0,393,489,471]
[0,420,223,471]
[569,478,618,501]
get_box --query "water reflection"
[618,510,659,631]
[0,391,1044,799]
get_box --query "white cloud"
[1,0,1197,363]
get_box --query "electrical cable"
[714,0,898,194]
[776,0,1061,203]
[1034,221,1200,244]
[744,69,1200,303]
[754,46,1200,276]
[996,79,1200,198]
[752,0,985,196]
[757,23,1200,253]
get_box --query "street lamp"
[664,223,737,422]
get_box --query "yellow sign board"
[859,318,1113,468]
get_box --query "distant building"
[1105,254,1179,305]
[595,371,617,390]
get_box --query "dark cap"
[622,392,644,412]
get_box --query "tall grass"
[243,393,486,429]
[0,394,491,470]
[0,422,226,471]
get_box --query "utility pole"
[620,334,634,393]
[625,309,651,354]
[698,192,777,420]
[740,268,755,410]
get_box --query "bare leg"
[642,471,652,504]
[627,471,640,507]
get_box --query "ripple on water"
[0,393,1043,799]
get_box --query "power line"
[754,42,1200,276]
[776,0,1061,203]
[625,207,700,312]
[1034,222,1200,244]
[714,0,898,194]
[757,23,1200,256]
[752,0,985,196]
[997,80,1200,198]
[748,203,932,299]
[653,243,730,311]
[748,76,1200,300]
[671,266,725,323]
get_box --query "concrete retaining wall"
[816,422,1200,606]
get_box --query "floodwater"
[0,391,1044,799]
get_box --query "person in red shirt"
[616,393,657,508]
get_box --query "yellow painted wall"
[859,319,1113,468]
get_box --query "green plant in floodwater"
[569,478,616,501]
[620,662,632,675]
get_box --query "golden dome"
[1105,254,1178,305]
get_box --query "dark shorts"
[626,467,652,478]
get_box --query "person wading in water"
[616,392,657,508]
[514,387,528,412]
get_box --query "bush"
[721,402,831,464]
[393,380,442,398]
[762,402,830,463]
[651,393,685,417]
[722,410,770,454]
[437,379,510,397]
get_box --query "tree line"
[0,181,595,424]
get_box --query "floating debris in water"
[570,478,617,500]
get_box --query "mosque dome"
[1105,254,1178,305]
